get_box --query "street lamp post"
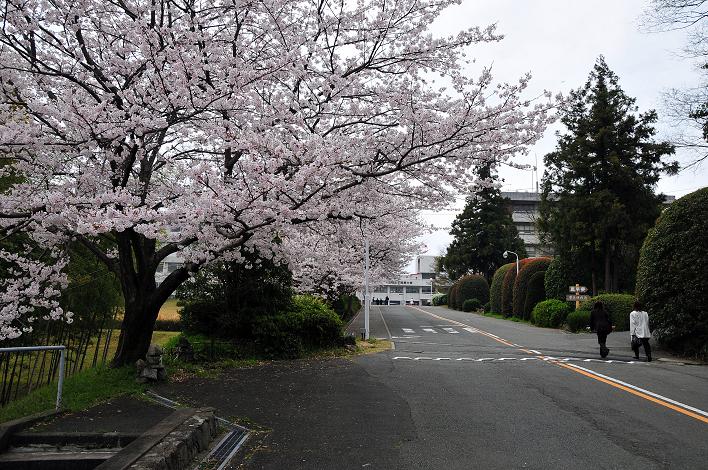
[503,250,520,274]
[364,238,370,340]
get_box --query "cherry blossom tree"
[0,0,555,365]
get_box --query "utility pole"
[364,238,370,340]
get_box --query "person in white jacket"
[629,300,652,362]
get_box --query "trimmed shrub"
[448,282,457,309]
[484,302,491,313]
[331,294,361,322]
[531,299,570,328]
[252,294,343,358]
[179,300,227,336]
[432,293,448,306]
[501,258,532,316]
[490,263,514,313]
[462,298,481,312]
[636,187,708,359]
[523,271,547,319]
[457,274,489,306]
[575,293,635,332]
[513,257,551,319]
[566,309,591,333]
[545,257,569,301]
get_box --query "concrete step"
[12,431,138,448]
[0,448,117,470]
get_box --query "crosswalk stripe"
[402,328,415,333]
[442,328,459,334]
[422,328,437,333]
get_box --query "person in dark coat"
[589,301,613,358]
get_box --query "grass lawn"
[157,298,180,322]
[0,330,180,424]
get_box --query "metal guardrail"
[0,345,66,410]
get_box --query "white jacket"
[629,310,651,338]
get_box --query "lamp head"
[503,251,508,259]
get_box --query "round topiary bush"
[636,187,708,359]
[457,274,489,306]
[500,258,532,317]
[531,299,571,328]
[513,257,550,318]
[566,309,591,333]
[575,293,635,332]
[490,263,514,313]
[523,271,547,319]
[462,298,481,312]
[544,257,569,301]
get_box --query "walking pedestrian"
[589,301,613,358]
[384,296,389,305]
[630,300,652,362]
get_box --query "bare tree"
[641,1,708,168]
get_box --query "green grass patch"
[481,311,530,324]
[0,366,144,424]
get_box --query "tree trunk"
[108,230,192,367]
[604,250,612,293]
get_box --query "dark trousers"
[632,337,652,359]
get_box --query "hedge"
[490,263,514,313]
[512,257,550,319]
[457,274,489,306]
[636,187,708,359]
[575,294,635,332]
[500,258,532,316]
[531,299,570,328]
[523,271,547,320]
[544,257,569,301]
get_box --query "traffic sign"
[566,294,590,301]
[569,285,588,293]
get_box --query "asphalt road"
[159,305,708,469]
[345,305,708,469]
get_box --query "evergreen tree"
[539,57,677,294]
[440,164,526,281]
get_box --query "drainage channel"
[144,390,251,470]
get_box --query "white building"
[501,191,675,258]
[368,256,437,306]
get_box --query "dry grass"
[157,298,180,321]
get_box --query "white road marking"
[402,328,415,334]
[462,327,479,334]
[529,350,541,354]
[391,356,645,365]
[442,328,459,334]
[422,328,437,333]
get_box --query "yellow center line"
[407,305,708,425]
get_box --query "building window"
[406,286,420,294]
[422,286,432,294]
[422,273,436,279]
[166,262,181,273]
[373,286,387,293]
[389,286,403,293]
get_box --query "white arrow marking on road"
[442,328,459,334]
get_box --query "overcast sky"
[409,0,708,269]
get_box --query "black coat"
[590,308,613,335]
